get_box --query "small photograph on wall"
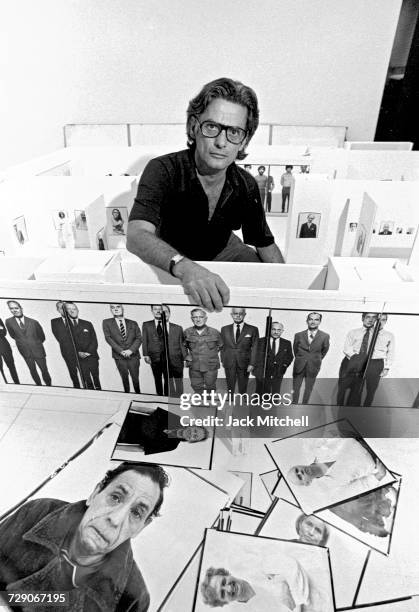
[378,220,394,235]
[355,223,367,256]
[52,209,70,230]
[107,206,128,236]
[297,212,320,238]
[96,228,106,250]
[349,222,358,232]
[12,216,28,245]
[106,206,128,249]
[74,209,88,231]
[396,227,403,234]
[406,226,416,235]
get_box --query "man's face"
[298,515,327,545]
[379,314,388,328]
[383,224,389,231]
[231,308,246,324]
[8,302,23,317]
[289,465,313,486]
[193,98,248,174]
[191,311,207,328]
[258,167,265,175]
[56,302,65,317]
[307,215,315,224]
[76,471,160,559]
[182,426,206,442]
[65,304,79,319]
[152,305,162,320]
[110,304,124,317]
[363,313,377,328]
[207,573,254,604]
[270,323,284,339]
[307,314,321,330]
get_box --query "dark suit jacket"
[293,329,330,376]
[51,317,77,362]
[118,408,181,455]
[254,337,293,379]
[102,318,142,359]
[220,323,259,370]
[142,320,186,370]
[299,222,317,238]
[0,318,13,356]
[70,319,99,358]
[5,316,46,359]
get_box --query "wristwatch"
[169,254,185,276]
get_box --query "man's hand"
[78,351,90,359]
[120,349,133,358]
[144,356,152,365]
[174,259,230,312]
[380,368,389,377]
[247,365,254,374]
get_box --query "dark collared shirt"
[129,148,274,260]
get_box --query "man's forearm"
[127,227,178,272]
[257,242,284,263]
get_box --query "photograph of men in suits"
[379,223,393,235]
[51,301,82,388]
[220,307,258,394]
[0,317,19,384]
[142,305,186,397]
[5,300,51,386]
[298,213,318,238]
[65,302,101,390]
[184,309,223,394]
[292,312,330,404]
[103,304,142,394]
[254,322,293,396]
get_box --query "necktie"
[157,321,163,337]
[271,338,278,354]
[72,319,77,327]
[308,332,314,344]
[235,324,240,343]
[119,319,126,341]
[18,318,24,329]
[359,328,370,355]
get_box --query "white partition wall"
[344,142,413,151]
[64,124,129,147]
[271,125,347,147]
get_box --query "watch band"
[169,254,184,276]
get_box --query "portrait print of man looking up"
[127,77,283,312]
[0,462,169,612]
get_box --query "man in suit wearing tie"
[293,312,330,404]
[0,317,20,384]
[51,301,82,388]
[64,302,101,390]
[103,303,142,393]
[5,300,51,386]
[299,214,317,238]
[254,322,293,395]
[221,307,259,394]
[142,304,186,397]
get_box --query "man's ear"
[86,483,102,506]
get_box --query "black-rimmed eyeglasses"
[193,116,247,145]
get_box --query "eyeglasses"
[193,117,247,145]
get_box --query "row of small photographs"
[12,207,129,246]
[371,221,417,235]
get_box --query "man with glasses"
[127,78,283,313]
